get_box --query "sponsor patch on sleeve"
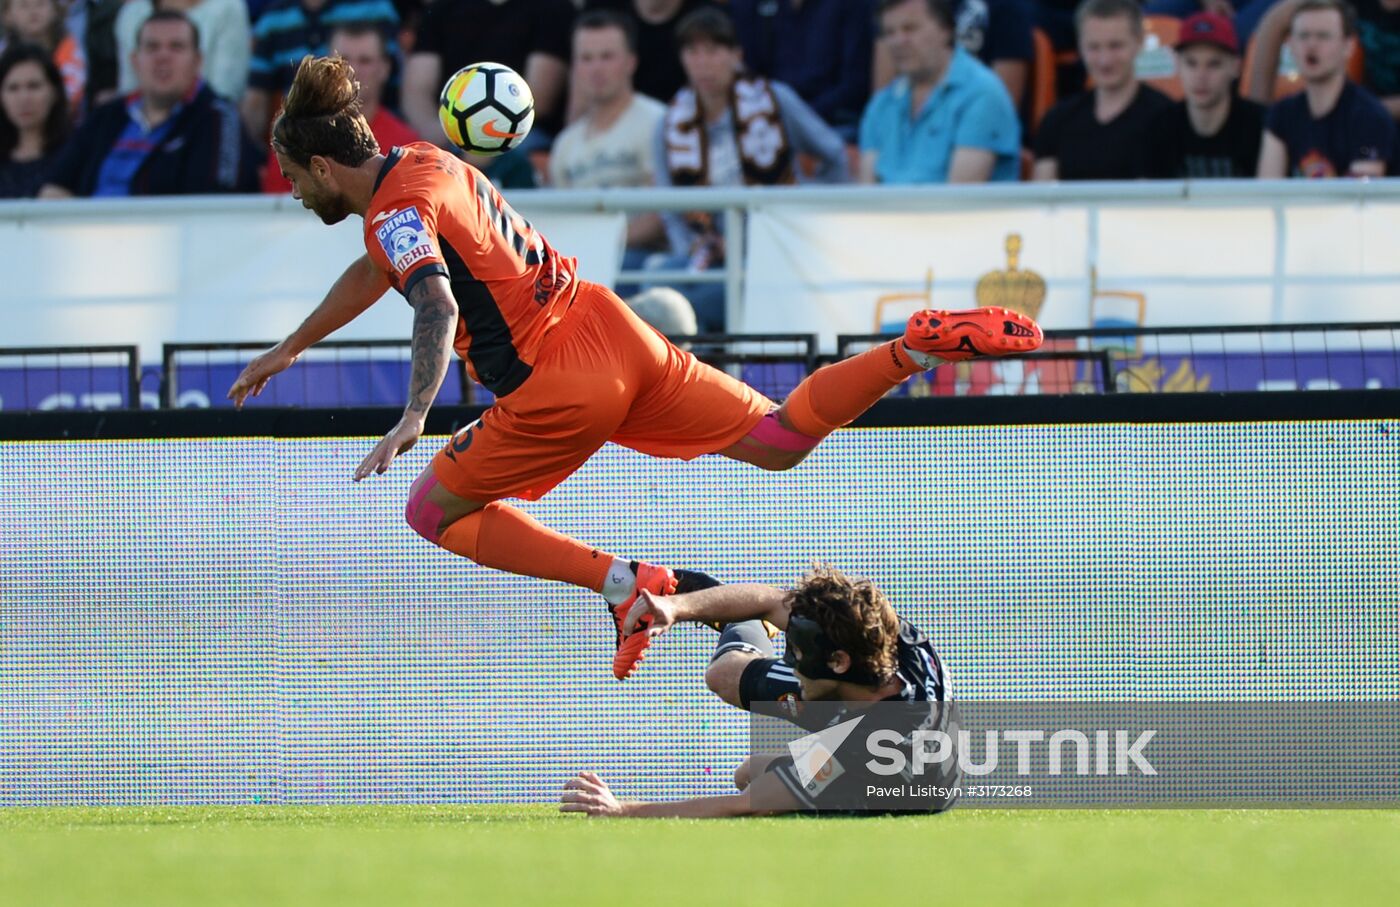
[795,747,844,796]
[373,205,435,274]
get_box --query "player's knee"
[763,449,810,471]
[405,475,451,546]
[743,411,819,471]
[704,660,727,696]
[705,652,751,707]
[742,448,809,472]
[404,495,444,545]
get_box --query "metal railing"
[841,321,1400,395]
[1,322,1396,412]
[0,345,140,412]
[2,179,1400,363]
[160,334,821,409]
[161,341,477,409]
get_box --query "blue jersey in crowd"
[859,46,1021,184]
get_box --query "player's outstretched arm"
[559,771,799,819]
[624,584,789,639]
[228,255,390,408]
[353,274,457,480]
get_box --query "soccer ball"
[438,62,535,155]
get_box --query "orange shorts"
[431,282,773,502]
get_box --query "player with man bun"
[229,55,1043,682]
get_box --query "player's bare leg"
[731,756,780,792]
[700,585,782,790]
[403,463,676,680]
[720,306,1042,470]
[705,649,759,710]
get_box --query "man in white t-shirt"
[550,9,668,255]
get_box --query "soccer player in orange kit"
[228,56,1043,681]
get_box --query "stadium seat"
[845,143,862,180]
[1136,16,1184,101]
[1029,28,1058,135]
[1088,266,1147,359]
[873,267,933,333]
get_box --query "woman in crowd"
[0,41,69,197]
[0,0,84,112]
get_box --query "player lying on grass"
[559,566,956,817]
[226,54,1043,682]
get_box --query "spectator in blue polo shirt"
[39,10,260,197]
[240,0,400,141]
[859,0,1020,183]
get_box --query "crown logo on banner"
[975,233,1046,321]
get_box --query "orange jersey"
[364,143,578,396]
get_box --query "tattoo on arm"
[405,276,458,418]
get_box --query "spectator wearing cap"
[1146,12,1264,177]
[1032,0,1172,180]
[859,0,1020,184]
[1258,0,1395,176]
[1143,0,1280,48]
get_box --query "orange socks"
[437,501,613,593]
[782,341,922,437]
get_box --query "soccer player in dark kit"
[560,566,960,817]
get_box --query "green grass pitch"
[3,807,1399,906]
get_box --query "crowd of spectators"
[0,0,1394,202]
[0,0,1389,338]
[0,0,1394,199]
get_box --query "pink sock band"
[747,410,822,453]
[405,475,447,544]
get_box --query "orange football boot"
[903,307,1043,362]
[610,562,678,680]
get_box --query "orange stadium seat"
[1029,28,1058,135]
[1135,15,1184,101]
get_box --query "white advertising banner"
[0,197,625,362]
[741,196,1400,348]
[4,183,1399,363]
